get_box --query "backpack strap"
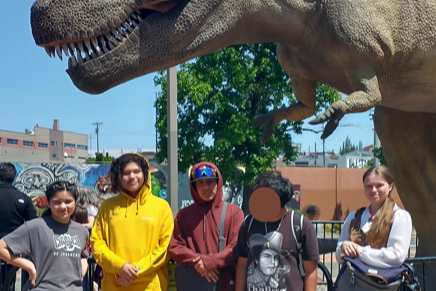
[219,202,228,252]
[244,214,254,248]
[350,207,367,233]
[291,211,305,278]
[215,202,228,291]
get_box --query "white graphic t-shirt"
[3,215,89,291]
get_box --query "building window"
[52,154,57,159]
[51,141,55,146]
[38,142,48,149]
[295,161,309,167]
[65,143,76,149]
[0,138,2,143]
[65,155,74,159]
[77,145,88,150]
[7,139,18,145]
[78,157,87,160]
[23,141,34,147]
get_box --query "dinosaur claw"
[252,114,271,128]
[260,122,275,144]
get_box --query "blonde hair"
[363,166,396,249]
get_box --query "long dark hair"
[109,154,149,194]
[42,181,78,217]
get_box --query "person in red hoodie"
[169,162,245,291]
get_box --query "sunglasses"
[191,167,218,180]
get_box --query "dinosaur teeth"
[55,44,63,60]
[77,52,84,64]
[84,39,93,53]
[68,56,78,68]
[91,38,99,50]
[44,47,53,58]
[77,41,85,54]
[62,43,70,57]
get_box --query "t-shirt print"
[236,211,320,291]
[246,231,290,291]
[53,233,83,256]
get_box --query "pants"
[0,262,16,291]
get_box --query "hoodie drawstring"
[203,208,206,241]
[136,200,139,215]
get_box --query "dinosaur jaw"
[39,3,178,71]
[31,0,238,94]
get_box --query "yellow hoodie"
[90,155,174,291]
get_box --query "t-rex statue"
[30,0,436,285]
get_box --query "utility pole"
[93,122,103,155]
[369,111,380,166]
[89,133,93,150]
[155,92,158,154]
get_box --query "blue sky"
[0,1,375,154]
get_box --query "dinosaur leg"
[252,44,317,144]
[374,106,436,289]
[309,69,382,139]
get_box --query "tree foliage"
[339,136,363,155]
[154,44,341,186]
[372,146,387,166]
[85,153,114,164]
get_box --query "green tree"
[339,136,363,155]
[85,153,114,164]
[154,43,341,187]
[372,146,387,165]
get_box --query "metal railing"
[1,222,432,291]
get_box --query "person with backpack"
[335,165,412,268]
[235,171,319,291]
[168,162,245,291]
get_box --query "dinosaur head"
[30,0,242,94]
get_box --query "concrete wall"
[277,167,404,220]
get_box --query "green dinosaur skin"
[30,1,436,285]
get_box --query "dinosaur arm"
[310,68,382,138]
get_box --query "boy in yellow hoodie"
[90,153,174,291]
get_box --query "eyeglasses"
[191,167,217,180]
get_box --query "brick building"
[0,120,88,163]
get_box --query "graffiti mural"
[10,162,243,214]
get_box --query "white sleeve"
[335,212,355,264]
[358,209,412,268]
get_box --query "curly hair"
[251,171,294,207]
[109,153,149,194]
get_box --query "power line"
[93,122,103,155]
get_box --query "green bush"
[324,223,342,235]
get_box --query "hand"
[116,275,132,287]
[203,269,219,283]
[341,241,361,258]
[193,257,208,277]
[120,263,139,283]
[28,264,37,287]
